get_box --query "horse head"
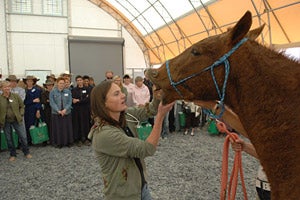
[148,11,264,106]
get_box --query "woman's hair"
[56,76,65,83]
[135,76,143,83]
[0,80,10,90]
[113,75,123,87]
[90,80,126,128]
[75,75,83,80]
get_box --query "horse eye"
[191,48,200,56]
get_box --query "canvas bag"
[1,128,19,150]
[207,119,219,135]
[126,113,152,141]
[178,111,186,128]
[29,119,49,144]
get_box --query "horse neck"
[225,45,300,199]
[226,44,300,129]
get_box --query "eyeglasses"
[107,77,113,79]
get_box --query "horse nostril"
[151,69,158,78]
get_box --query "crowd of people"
[0,69,208,159]
[0,72,97,161]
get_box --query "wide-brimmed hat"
[23,75,40,83]
[46,74,56,81]
[43,79,55,87]
[6,75,20,82]
[60,70,72,77]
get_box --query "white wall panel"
[70,28,119,38]
[0,0,8,77]
[122,27,147,69]
[9,15,67,33]
[70,0,119,31]
[10,33,67,77]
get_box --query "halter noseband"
[166,38,248,119]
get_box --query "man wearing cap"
[23,75,42,144]
[46,74,56,83]
[5,75,26,101]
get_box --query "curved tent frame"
[89,0,300,66]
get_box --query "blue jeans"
[4,121,30,157]
[141,184,152,200]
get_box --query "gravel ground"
[0,126,258,200]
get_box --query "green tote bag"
[29,119,49,144]
[1,129,19,150]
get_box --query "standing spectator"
[6,75,26,101]
[123,74,135,107]
[143,69,154,125]
[41,79,55,144]
[113,75,128,97]
[89,76,96,87]
[49,77,73,148]
[61,71,74,90]
[161,112,170,139]
[46,74,56,83]
[64,77,72,90]
[143,69,153,101]
[72,75,92,146]
[132,76,150,107]
[183,101,200,136]
[0,81,32,161]
[23,75,42,144]
[168,104,176,133]
[104,70,114,81]
[83,75,94,90]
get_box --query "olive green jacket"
[0,93,25,127]
[88,98,160,200]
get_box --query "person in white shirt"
[132,76,150,107]
[6,75,26,101]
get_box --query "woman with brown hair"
[49,77,73,147]
[88,80,174,200]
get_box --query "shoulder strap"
[125,112,140,125]
[121,125,147,189]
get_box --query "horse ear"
[229,11,252,45]
[247,24,265,40]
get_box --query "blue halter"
[166,38,248,119]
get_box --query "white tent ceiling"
[89,0,300,65]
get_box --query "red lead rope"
[216,120,248,200]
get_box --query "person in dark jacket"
[72,75,92,146]
[23,75,42,144]
[41,79,55,144]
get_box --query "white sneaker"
[191,132,194,136]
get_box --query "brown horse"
[148,11,300,200]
